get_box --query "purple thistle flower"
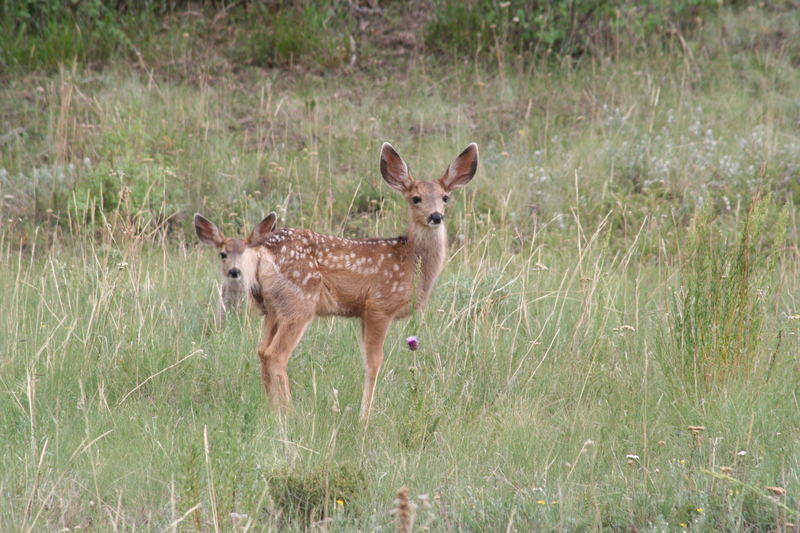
[406,336,419,351]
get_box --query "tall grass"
[1,4,799,532]
[664,197,788,396]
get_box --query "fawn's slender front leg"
[258,315,311,410]
[360,313,392,420]
[257,313,277,391]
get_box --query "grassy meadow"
[2,3,800,531]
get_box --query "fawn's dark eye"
[220,252,227,259]
[442,195,449,203]
[412,196,422,204]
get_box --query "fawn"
[194,213,277,322]
[245,142,479,419]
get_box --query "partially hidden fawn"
[208,142,478,420]
[194,212,277,323]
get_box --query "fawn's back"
[251,229,416,319]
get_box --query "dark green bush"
[229,2,352,68]
[1,0,356,72]
[424,0,745,58]
[1,0,766,73]
[0,0,162,70]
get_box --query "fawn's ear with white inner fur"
[439,143,479,192]
[249,212,278,243]
[194,213,225,247]
[380,142,413,192]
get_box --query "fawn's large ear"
[380,142,412,192]
[248,212,277,243]
[439,143,479,191]
[194,213,224,247]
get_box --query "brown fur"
[245,143,479,419]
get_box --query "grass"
[2,5,800,532]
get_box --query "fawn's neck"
[406,222,447,310]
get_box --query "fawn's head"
[380,143,478,230]
[194,213,277,281]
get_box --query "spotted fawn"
[238,142,477,419]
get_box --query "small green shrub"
[397,366,440,450]
[664,195,787,393]
[229,2,351,69]
[267,462,365,525]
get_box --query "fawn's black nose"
[428,212,443,225]
[228,268,241,279]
